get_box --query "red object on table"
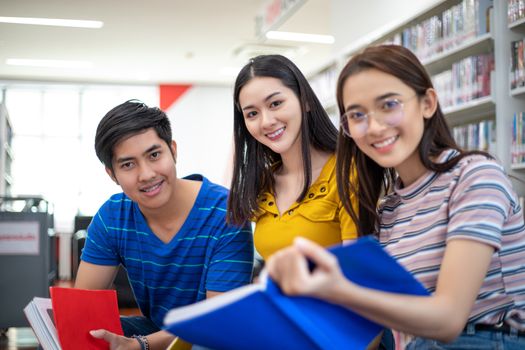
[50,286,123,350]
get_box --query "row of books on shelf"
[510,38,525,90]
[453,119,496,153]
[382,0,493,61]
[309,52,494,116]
[432,53,493,108]
[508,0,525,24]
[512,112,525,165]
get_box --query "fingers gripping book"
[163,237,429,350]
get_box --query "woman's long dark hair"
[335,45,490,237]
[227,54,338,225]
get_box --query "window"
[2,82,158,232]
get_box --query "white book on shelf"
[23,297,61,350]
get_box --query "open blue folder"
[163,236,429,350]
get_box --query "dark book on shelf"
[163,237,429,350]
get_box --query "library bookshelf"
[308,0,524,198]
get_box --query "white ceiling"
[0,0,335,85]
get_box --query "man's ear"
[105,167,119,185]
[170,140,178,163]
[422,88,438,119]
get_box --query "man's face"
[107,128,177,212]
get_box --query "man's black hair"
[94,99,172,173]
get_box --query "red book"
[50,287,123,350]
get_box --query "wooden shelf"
[443,95,495,126]
[509,17,525,30]
[4,173,12,185]
[422,33,493,75]
[510,85,525,97]
[0,103,13,196]
[511,163,525,170]
[4,143,14,160]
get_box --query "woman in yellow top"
[227,54,358,260]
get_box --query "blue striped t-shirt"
[81,174,254,327]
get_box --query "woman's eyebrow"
[242,91,282,111]
[345,92,401,111]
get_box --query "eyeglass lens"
[341,100,406,138]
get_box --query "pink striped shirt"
[379,149,525,329]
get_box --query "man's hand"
[90,329,140,350]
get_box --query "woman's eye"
[348,111,366,121]
[245,111,257,119]
[269,100,282,108]
[382,99,401,110]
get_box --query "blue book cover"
[163,236,429,350]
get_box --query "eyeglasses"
[340,94,418,139]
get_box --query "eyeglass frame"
[340,93,419,139]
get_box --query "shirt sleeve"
[206,221,254,292]
[81,210,120,266]
[339,200,358,240]
[339,169,359,240]
[447,157,516,250]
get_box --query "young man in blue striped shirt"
[75,100,254,350]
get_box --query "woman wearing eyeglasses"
[267,45,525,350]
